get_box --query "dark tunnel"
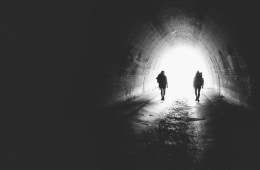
[1,0,260,169]
[87,0,257,110]
[99,6,251,109]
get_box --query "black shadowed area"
[1,0,260,169]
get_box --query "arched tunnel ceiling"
[2,0,259,113]
[100,4,252,109]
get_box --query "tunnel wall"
[1,0,258,115]
[103,7,252,110]
[102,21,166,107]
[198,14,252,108]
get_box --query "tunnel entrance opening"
[154,41,213,101]
[103,7,252,109]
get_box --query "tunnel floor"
[1,90,260,169]
[96,89,260,170]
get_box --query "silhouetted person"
[193,71,204,102]
[156,71,168,100]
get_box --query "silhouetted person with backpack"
[193,71,204,102]
[156,71,168,100]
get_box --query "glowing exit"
[156,43,212,98]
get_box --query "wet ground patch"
[119,100,203,169]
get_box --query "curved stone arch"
[104,6,251,109]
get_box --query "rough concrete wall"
[199,17,252,107]
[218,52,251,107]
[103,7,252,110]
[102,22,164,107]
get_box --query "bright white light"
[156,43,212,99]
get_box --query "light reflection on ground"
[115,89,218,169]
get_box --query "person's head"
[161,70,165,75]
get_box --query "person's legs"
[162,88,166,100]
[197,87,201,102]
[160,87,163,100]
[195,88,198,101]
